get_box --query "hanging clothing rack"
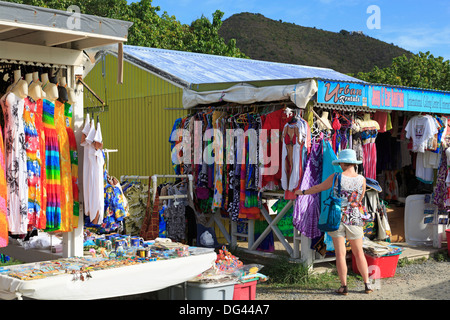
[103,149,118,172]
[120,175,195,205]
[120,175,150,182]
[151,174,194,203]
[166,101,298,113]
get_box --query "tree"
[3,0,248,58]
[357,51,450,91]
[186,10,247,58]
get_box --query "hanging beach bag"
[376,199,391,241]
[318,173,342,232]
[362,190,378,240]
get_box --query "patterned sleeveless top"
[334,174,369,226]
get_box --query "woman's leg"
[331,235,348,286]
[349,237,370,284]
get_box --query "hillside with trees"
[219,12,413,74]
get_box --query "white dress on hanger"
[91,122,105,224]
[85,120,104,224]
[0,92,28,234]
[81,114,92,218]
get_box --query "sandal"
[364,283,373,294]
[335,285,348,295]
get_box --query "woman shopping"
[295,149,373,295]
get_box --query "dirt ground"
[255,257,450,300]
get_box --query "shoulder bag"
[318,173,342,232]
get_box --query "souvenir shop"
[168,79,450,266]
[0,0,134,257]
[0,2,218,300]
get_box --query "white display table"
[0,251,216,300]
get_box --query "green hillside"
[219,12,413,74]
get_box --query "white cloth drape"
[182,79,318,109]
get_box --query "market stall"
[315,80,450,250]
[0,1,132,260]
[166,76,450,271]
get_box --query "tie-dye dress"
[23,97,45,230]
[35,99,47,228]
[43,99,62,231]
[65,102,79,228]
[55,100,73,232]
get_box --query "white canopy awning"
[182,79,318,109]
[0,1,131,50]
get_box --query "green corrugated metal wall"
[84,54,187,179]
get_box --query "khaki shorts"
[328,223,363,240]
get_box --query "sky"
[135,0,450,62]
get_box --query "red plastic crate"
[233,281,257,300]
[352,253,400,279]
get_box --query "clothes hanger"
[284,104,293,118]
[236,113,248,125]
[339,113,352,127]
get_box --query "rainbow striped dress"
[43,99,62,231]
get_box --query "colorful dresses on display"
[171,107,422,242]
[172,108,318,227]
[0,78,107,237]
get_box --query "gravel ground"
[255,259,450,300]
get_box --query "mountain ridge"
[218,12,413,74]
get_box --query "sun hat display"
[365,177,382,192]
[332,149,362,165]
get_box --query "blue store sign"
[317,80,367,106]
[317,80,450,114]
[367,85,450,113]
